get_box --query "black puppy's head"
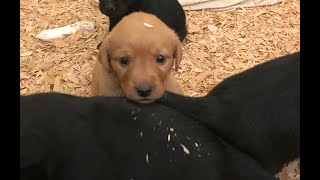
[99,0,135,17]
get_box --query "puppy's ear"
[174,41,182,71]
[98,39,113,72]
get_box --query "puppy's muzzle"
[99,2,116,14]
[103,5,115,12]
[135,85,153,97]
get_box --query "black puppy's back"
[211,52,300,173]
[99,0,187,42]
[139,0,187,42]
[159,52,300,174]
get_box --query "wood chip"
[143,23,153,27]
[20,51,33,57]
[180,144,190,155]
[53,77,63,93]
[194,70,211,83]
[146,153,149,164]
[188,23,201,33]
[207,24,218,33]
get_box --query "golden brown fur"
[91,12,182,104]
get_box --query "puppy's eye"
[156,55,166,64]
[119,57,129,65]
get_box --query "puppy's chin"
[135,99,156,104]
[123,90,165,104]
[124,94,159,104]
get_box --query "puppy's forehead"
[109,12,178,48]
[116,12,169,30]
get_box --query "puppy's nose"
[104,4,116,11]
[136,85,152,97]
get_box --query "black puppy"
[159,52,300,175]
[98,0,187,42]
[21,93,277,180]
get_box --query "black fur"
[21,94,276,180]
[159,52,300,174]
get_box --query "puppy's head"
[98,12,182,104]
[99,0,134,17]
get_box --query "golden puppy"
[91,12,182,104]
